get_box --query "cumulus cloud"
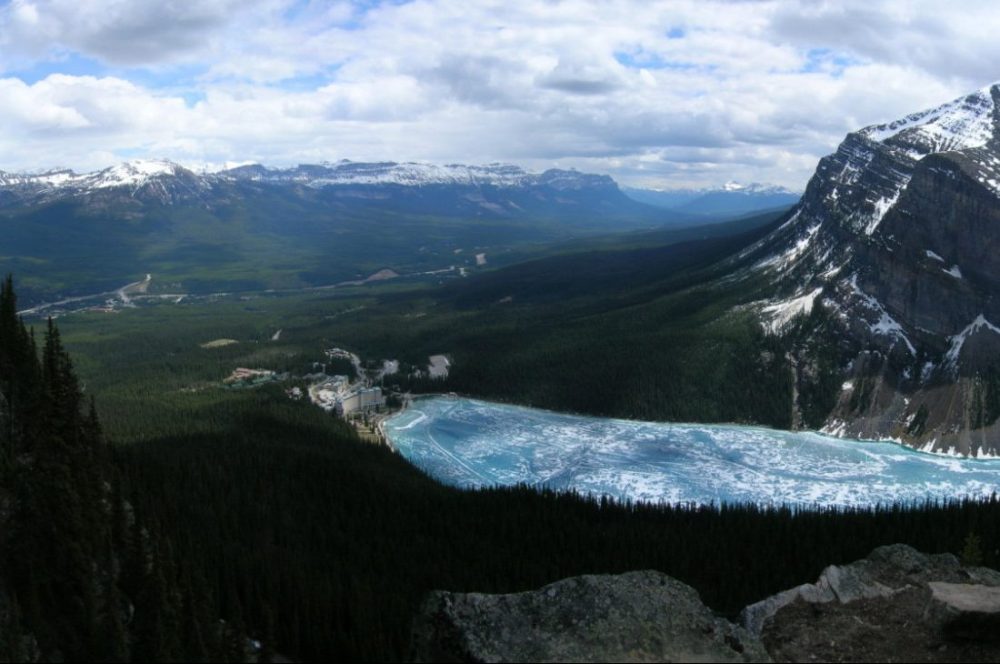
[0,0,264,66]
[0,0,996,188]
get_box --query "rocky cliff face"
[738,84,1000,454]
[411,545,1000,663]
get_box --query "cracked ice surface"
[385,397,1000,508]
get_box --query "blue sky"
[0,0,996,188]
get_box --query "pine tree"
[97,576,130,663]
[961,531,984,567]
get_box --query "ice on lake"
[384,397,1000,507]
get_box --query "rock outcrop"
[410,570,770,663]
[745,544,1000,662]
[412,545,1000,663]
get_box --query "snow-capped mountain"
[0,159,209,205]
[0,157,684,307]
[719,181,798,195]
[217,160,625,193]
[624,181,800,217]
[740,83,1000,454]
[219,161,534,188]
[0,158,633,210]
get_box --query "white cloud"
[0,0,996,188]
[0,0,267,67]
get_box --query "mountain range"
[624,182,801,217]
[0,159,705,305]
[0,160,635,206]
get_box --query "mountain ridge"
[624,181,801,217]
[0,156,704,306]
[739,82,1000,454]
[0,158,624,201]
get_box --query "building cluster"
[224,367,284,388]
[310,374,384,416]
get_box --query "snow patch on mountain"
[306,162,532,188]
[217,161,540,188]
[862,187,907,236]
[840,275,916,354]
[761,287,823,334]
[755,221,821,272]
[945,314,1000,369]
[966,151,1000,197]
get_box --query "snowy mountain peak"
[859,84,998,159]
[90,159,186,190]
[720,181,798,195]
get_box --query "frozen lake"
[384,396,1000,507]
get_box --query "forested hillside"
[0,277,248,662]
[6,274,989,662]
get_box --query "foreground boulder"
[410,570,770,662]
[928,582,1000,641]
[743,544,1000,662]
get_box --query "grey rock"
[928,582,1000,641]
[741,544,953,636]
[410,570,770,663]
[747,544,1000,662]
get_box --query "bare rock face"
[410,570,770,663]
[744,544,1000,662]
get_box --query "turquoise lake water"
[383,396,1000,507]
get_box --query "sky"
[0,0,997,189]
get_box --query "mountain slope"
[739,83,1000,454]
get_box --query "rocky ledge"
[411,545,1000,663]
[411,570,768,662]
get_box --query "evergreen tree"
[0,277,216,662]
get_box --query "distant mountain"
[736,82,1000,454]
[0,158,686,222]
[220,161,587,188]
[0,159,690,304]
[0,160,209,206]
[624,182,800,217]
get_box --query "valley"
[0,160,696,308]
